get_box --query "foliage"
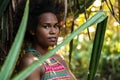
[0,0,29,80]
[0,0,10,17]
[0,0,120,80]
[64,0,120,80]
[87,17,108,80]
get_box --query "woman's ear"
[30,30,35,35]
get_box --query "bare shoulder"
[19,53,42,80]
[20,52,38,69]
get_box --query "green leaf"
[12,11,107,80]
[0,0,10,17]
[0,0,29,80]
[87,17,108,80]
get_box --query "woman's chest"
[41,57,71,80]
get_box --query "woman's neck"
[32,44,49,55]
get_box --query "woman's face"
[34,12,60,48]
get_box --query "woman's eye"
[43,25,49,29]
[54,24,60,29]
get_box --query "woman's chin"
[49,43,56,47]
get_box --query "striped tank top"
[26,46,71,80]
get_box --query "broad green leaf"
[0,0,10,17]
[87,17,108,80]
[0,0,29,80]
[12,11,107,80]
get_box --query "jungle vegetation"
[0,0,120,80]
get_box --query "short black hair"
[14,0,64,42]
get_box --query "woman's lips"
[48,37,57,42]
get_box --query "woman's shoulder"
[20,52,38,67]
[18,52,43,79]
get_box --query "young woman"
[15,0,77,80]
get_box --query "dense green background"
[0,0,120,80]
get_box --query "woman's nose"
[49,27,56,34]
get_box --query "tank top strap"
[26,46,41,57]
